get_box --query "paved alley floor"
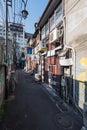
[0,70,83,130]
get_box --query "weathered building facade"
[64,0,87,109]
[30,0,87,111]
[34,0,64,92]
[31,0,68,98]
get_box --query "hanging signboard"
[39,41,46,51]
[10,24,23,32]
[27,48,32,54]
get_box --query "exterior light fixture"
[21,9,28,19]
[22,0,28,19]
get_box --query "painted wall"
[65,0,87,44]
[75,42,87,109]
[65,0,87,109]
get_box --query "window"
[41,27,45,35]
[50,15,54,31]
[55,9,62,20]
[8,34,11,36]
[45,22,49,36]
[18,35,23,38]
[41,26,45,39]
[0,29,2,32]
[55,3,62,24]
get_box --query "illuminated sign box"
[27,48,32,54]
[39,41,46,51]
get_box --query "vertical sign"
[7,0,12,6]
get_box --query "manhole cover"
[55,112,73,129]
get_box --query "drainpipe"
[62,0,76,104]
[65,41,83,114]
[65,45,76,103]
[62,0,82,114]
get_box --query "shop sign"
[10,24,23,32]
[59,58,73,66]
[39,41,46,51]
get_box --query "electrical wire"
[17,0,23,24]
[1,0,29,29]
[22,0,28,8]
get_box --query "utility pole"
[4,0,12,98]
[5,0,8,99]
[13,0,16,70]
[5,0,8,62]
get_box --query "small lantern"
[21,9,28,19]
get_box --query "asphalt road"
[0,70,82,130]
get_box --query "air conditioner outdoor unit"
[49,28,58,43]
[49,27,63,43]
[57,28,63,38]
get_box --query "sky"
[22,0,49,34]
[0,0,49,34]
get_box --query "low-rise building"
[32,0,63,90]
[0,24,27,61]
[64,0,87,109]
[31,0,87,111]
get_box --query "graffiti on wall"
[77,57,87,89]
[77,57,87,108]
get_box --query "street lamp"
[21,0,28,19]
[22,10,28,19]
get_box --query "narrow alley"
[0,70,82,130]
[0,0,87,129]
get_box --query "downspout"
[66,45,83,115]
[65,45,76,103]
[62,0,76,103]
[62,0,82,114]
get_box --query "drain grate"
[55,112,73,129]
